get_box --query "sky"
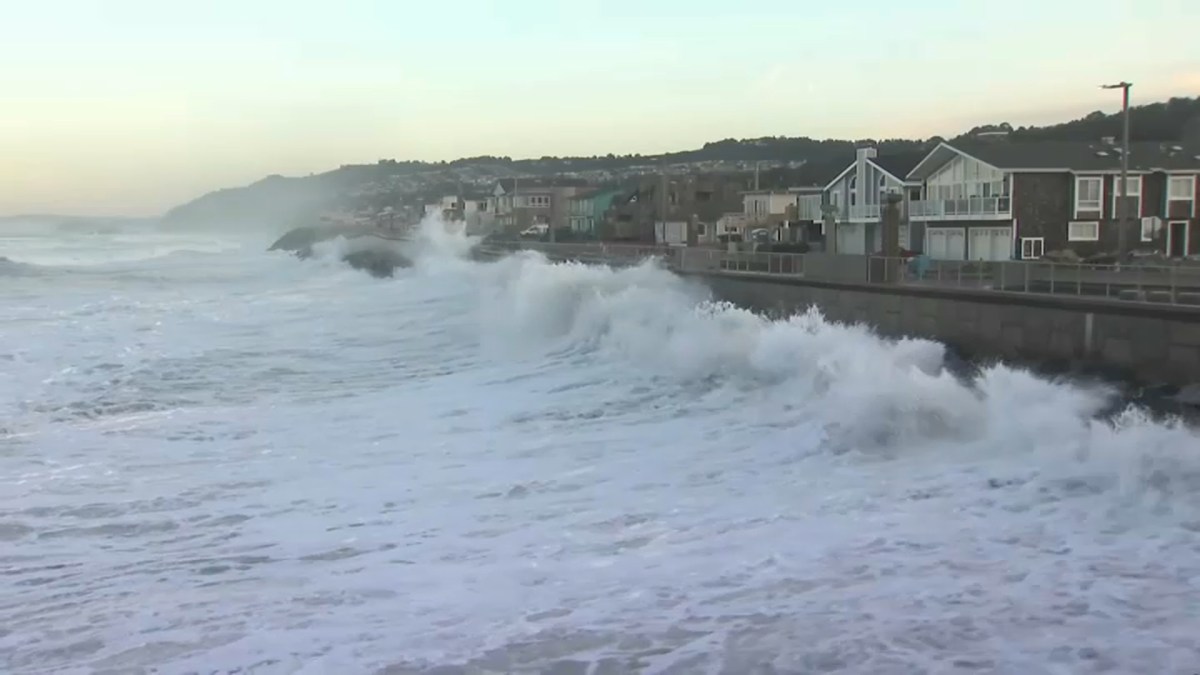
[2,0,1198,216]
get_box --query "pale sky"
[2,0,1197,216]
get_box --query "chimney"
[855,146,877,161]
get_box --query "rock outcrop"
[270,225,412,278]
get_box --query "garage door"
[926,228,965,260]
[837,223,865,255]
[969,227,1012,261]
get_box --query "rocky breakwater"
[269,225,412,278]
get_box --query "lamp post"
[1101,81,1132,261]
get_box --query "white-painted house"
[823,147,923,255]
[906,144,1014,261]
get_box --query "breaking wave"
[401,217,1200,511]
[0,255,47,277]
[6,218,1200,673]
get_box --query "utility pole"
[659,165,668,245]
[1101,81,1132,262]
[513,175,520,236]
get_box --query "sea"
[2,218,1200,675]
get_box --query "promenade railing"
[481,241,1200,307]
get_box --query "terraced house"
[905,138,1200,261]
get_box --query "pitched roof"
[909,140,1200,178]
[870,151,926,180]
[821,151,924,189]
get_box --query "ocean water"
[2,220,1200,675]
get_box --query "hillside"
[162,96,1200,231]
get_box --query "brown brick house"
[905,139,1200,261]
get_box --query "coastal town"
[380,135,1199,265]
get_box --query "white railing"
[847,204,882,220]
[910,196,1012,218]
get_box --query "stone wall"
[691,272,1200,385]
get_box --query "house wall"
[1013,173,1074,256]
[1023,172,1199,259]
[925,154,1008,204]
[604,178,740,243]
[828,161,906,221]
[1162,174,1200,257]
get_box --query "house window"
[1168,175,1195,201]
[1141,217,1160,242]
[1074,176,1102,214]
[1068,221,1099,242]
[1020,237,1044,260]
[1111,175,1142,216]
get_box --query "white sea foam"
[2,219,1199,674]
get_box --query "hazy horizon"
[4,0,1197,218]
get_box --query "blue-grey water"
[2,220,1200,674]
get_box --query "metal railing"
[910,196,1011,218]
[869,256,1200,306]
[847,204,882,220]
[480,241,1200,307]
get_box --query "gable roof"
[908,140,1200,179]
[823,151,925,189]
[871,152,926,181]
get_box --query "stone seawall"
[691,272,1200,388]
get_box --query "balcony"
[910,196,1011,219]
[846,204,882,220]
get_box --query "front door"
[1168,221,1189,257]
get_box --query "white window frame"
[1110,175,1142,216]
[1074,176,1103,215]
[1140,217,1160,242]
[1068,221,1100,242]
[1168,175,1195,202]
[1020,237,1044,260]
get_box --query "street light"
[1101,81,1132,261]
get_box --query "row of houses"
[807,138,1200,261]
[425,134,1200,260]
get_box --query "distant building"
[489,178,590,234]
[567,186,625,237]
[603,175,742,243]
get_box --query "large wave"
[397,216,1200,512]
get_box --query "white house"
[824,147,923,254]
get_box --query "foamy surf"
[2,218,1198,674]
